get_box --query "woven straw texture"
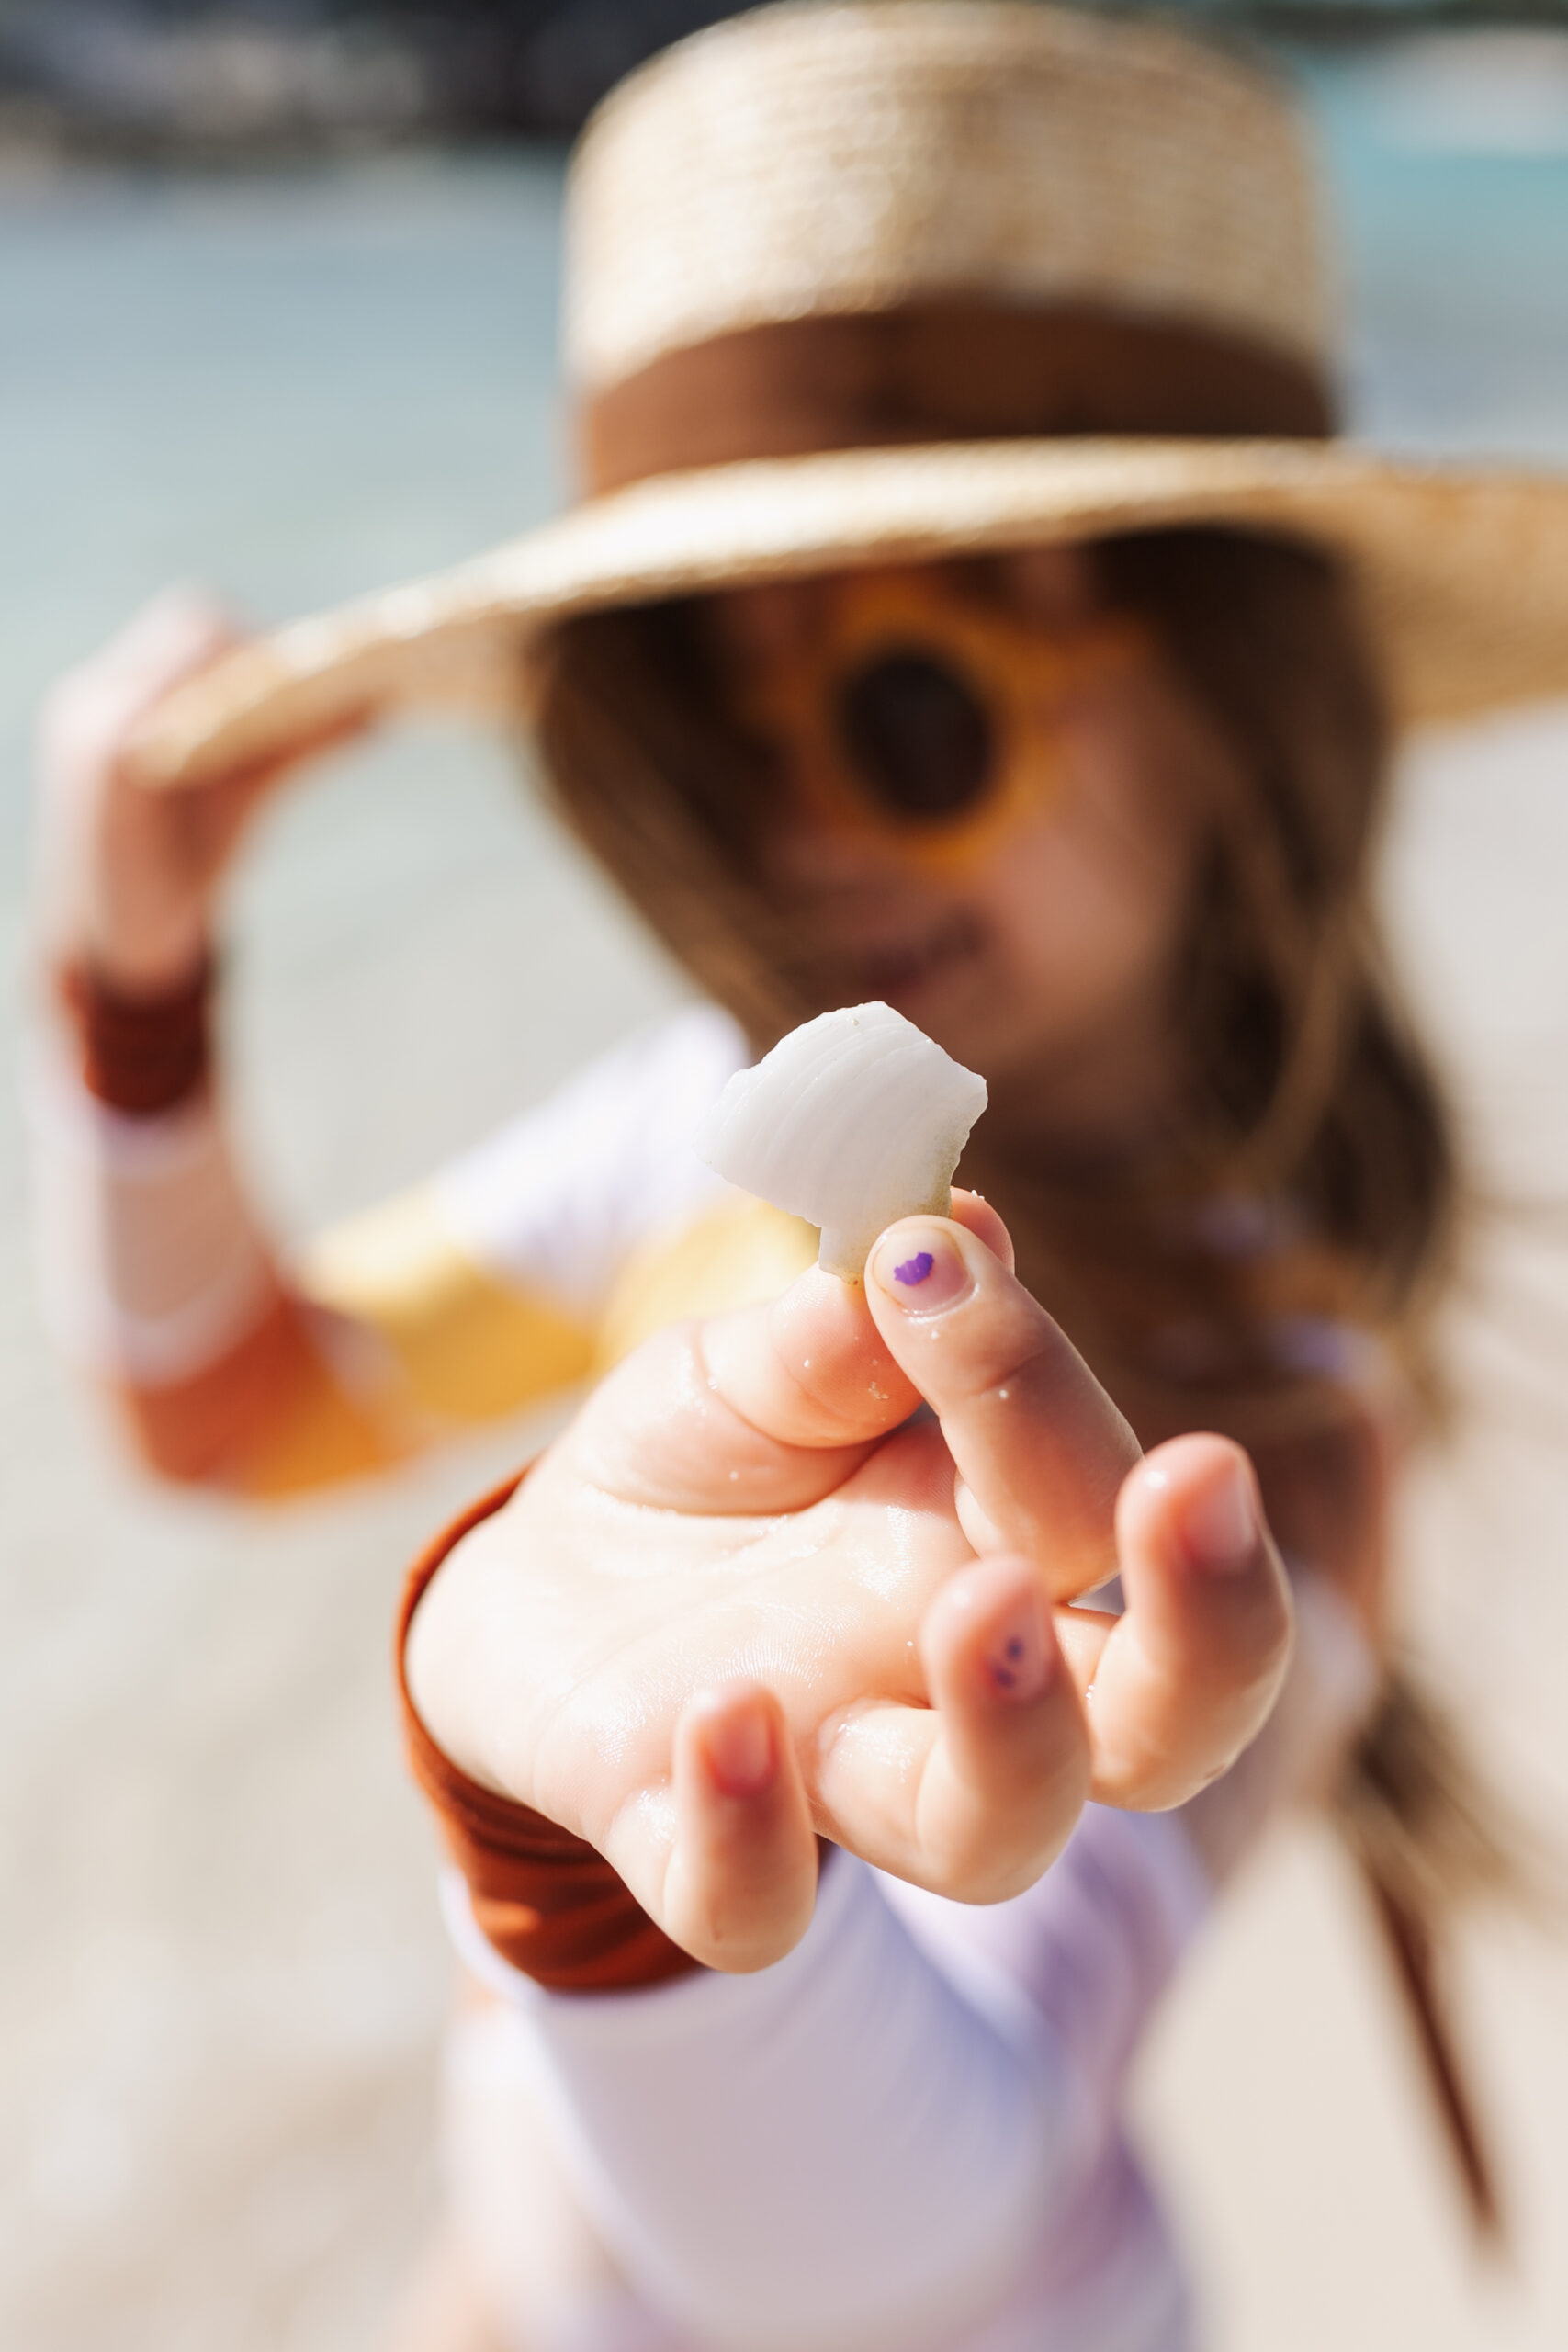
[565,1,1331,391]
[133,438,1568,792]
[122,1,1568,791]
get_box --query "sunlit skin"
[407,1199,1294,1973]
[37,570,1302,1976]
[406,553,1296,1972]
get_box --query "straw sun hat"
[136,0,1568,790]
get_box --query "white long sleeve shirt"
[443,1802,1210,2352]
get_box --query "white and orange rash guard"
[29,995,815,1491]
[444,1828,1207,2352]
[399,1476,1217,2352]
[32,978,1375,2352]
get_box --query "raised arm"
[28,593,596,1496]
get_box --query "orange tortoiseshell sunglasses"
[723,567,1151,875]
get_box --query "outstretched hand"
[407,1193,1293,1972]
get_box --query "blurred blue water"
[1301,46,1568,449]
[0,153,565,802]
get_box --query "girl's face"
[709,552,1224,1149]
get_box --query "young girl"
[32,5,1568,2343]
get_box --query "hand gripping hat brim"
[133,2,1568,791]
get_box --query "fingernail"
[1177,1455,1258,1574]
[702,1702,775,1798]
[869,1226,973,1315]
[988,1599,1052,1702]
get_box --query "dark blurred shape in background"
[2,0,1567,153]
[0,0,728,150]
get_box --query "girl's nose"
[762,800,919,895]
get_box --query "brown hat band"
[580,300,1337,496]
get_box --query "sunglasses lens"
[834,650,994,821]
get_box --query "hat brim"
[131,437,1568,789]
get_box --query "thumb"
[566,1193,1018,1517]
[696,1189,1014,1459]
[570,1261,919,1515]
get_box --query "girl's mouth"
[836,910,986,1010]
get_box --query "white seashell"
[697,1002,987,1281]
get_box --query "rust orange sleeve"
[397,1475,700,1996]
[58,957,213,1114]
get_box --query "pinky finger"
[662,1682,819,1973]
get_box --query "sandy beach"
[5,44,1568,2348]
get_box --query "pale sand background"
[4,45,1568,2351]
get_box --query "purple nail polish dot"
[1004,1635,1025,1662]
[992,1665,1017,1690]
[894,1250,935,1287]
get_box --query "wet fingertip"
[932,1559,1056,1705]
[868,1223,975,1315]
[949,1189,1016,1272]
[767,1262,876,1364]
[1141,1438,1261,1576]
[691,1687,778,1799]
[984,1589,1054,1703]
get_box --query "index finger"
[863,1216,1140,1598]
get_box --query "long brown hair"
[531,530,1522,2227]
